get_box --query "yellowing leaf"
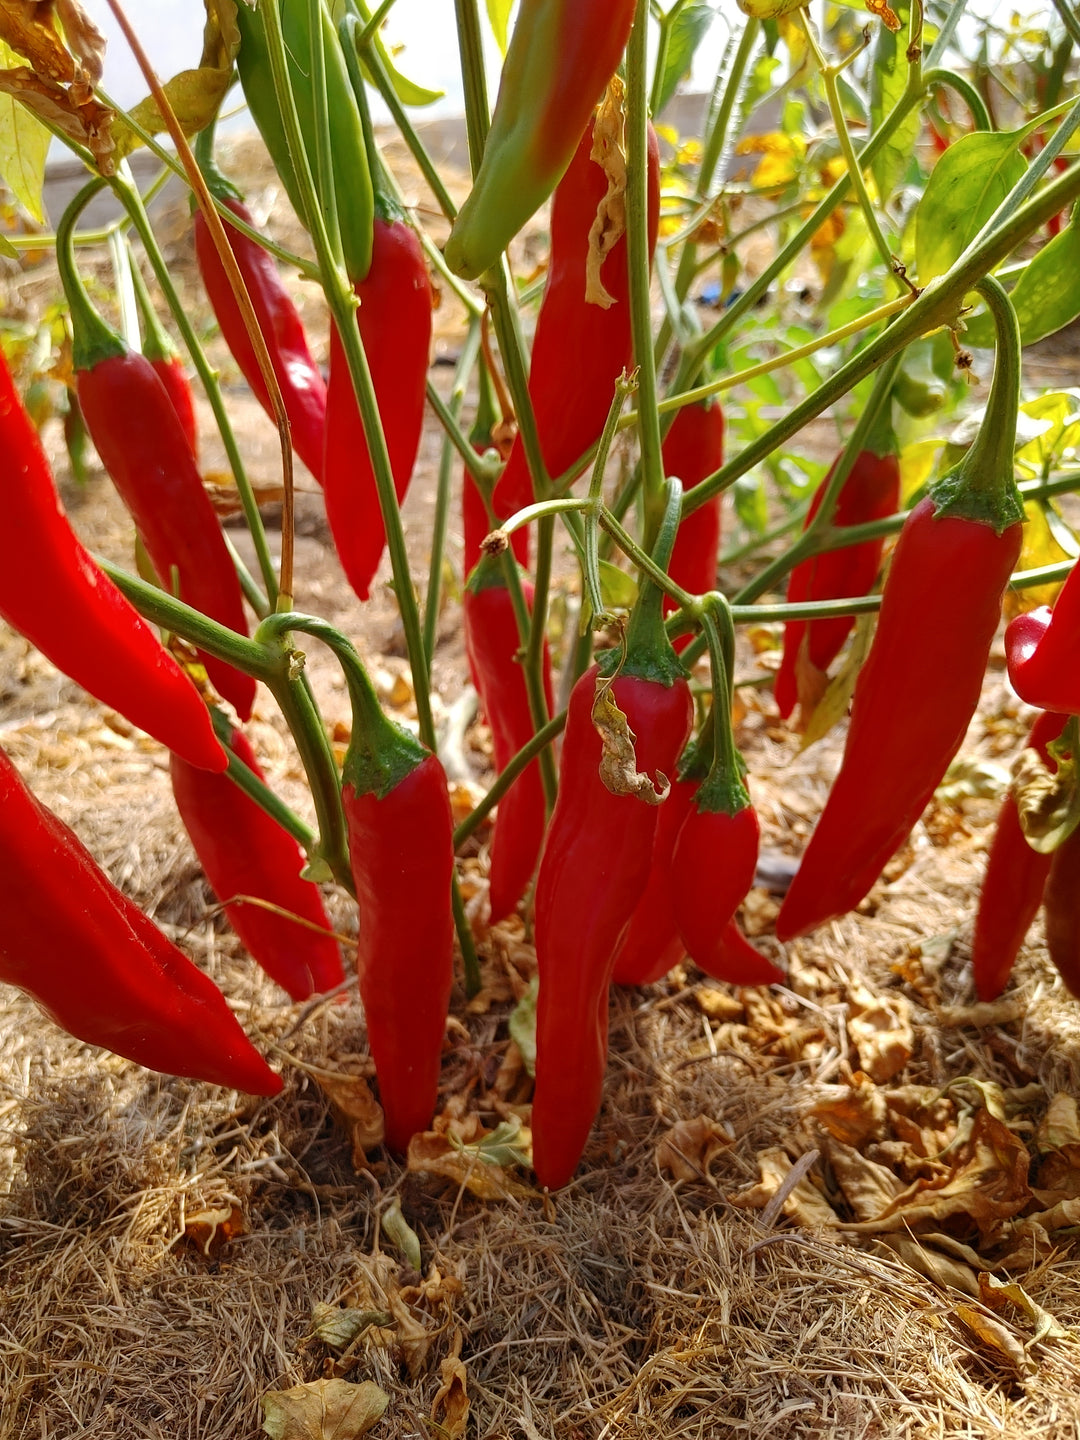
[898,438,945,502]
[0,39,48,220]
[119,0,240,157]
[485,0,512,53]
[430,1329,469,1440]
[261,1379,389,1440]
[1004,500,1071,619]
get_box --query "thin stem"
[926,68,992,130]
[582,373,638,621]
[453,712,568,846]
[1051,0,1080,51]
[426,378,491,481]
[451,879,482,998]
[212,710,317,849]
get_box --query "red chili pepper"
[339,650,454,1151]
[0,347,226,773]
[1005,580,1080,716]
[662,399,725,648]
[463,557,554,923]
[776,496,1023,940]
[0,745,280,1094]
[58,199,256,721]
[491,109,660,556]
[131,256,200,461]
[1044,822,1080,996]
[193,142,328,482]
[324,200,432,602]
[170,722,344,1001]
[972,710,1066,1001]
[775,446,901,720]
[444,0,637,280]
[673,804,762,974]
[700,921,785,987]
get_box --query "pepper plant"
[1,0,1080,1187]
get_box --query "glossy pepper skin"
[1005,573,1080,715]
[532,662,693,1190]
[672,804,762,976]
[76,349,256,721]
[195,191,328,483]
[463,559,554,923]
[777,497,1023,940]
[491,115,661,560]
[445,0,637,279]
[1043,821,1080,997]
[0,746,280,1094]
[234,0,374,283]
[662,401,725,643]
[340,654,454,1152]
[170,724,344,1001]
[775,447,901,720]
[0,349,226,773]
[151,354,199,460]
[972,710,1066,1001]
[324,205,433,601]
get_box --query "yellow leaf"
[1003,500,1073,620]
[261,1379,389,1440]
[0,39,48,220]
[898,438,945,502]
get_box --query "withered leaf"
[119,0,240,157]
[954,1304,1034,1375]
[261,1378,389,1439]
[430,1329,469,1440]
[407,1129,533,1200]
[978,1272,1071,1345]
[1037,1092,1080,1153]
[810,1073,888,1146]
[864,0,902,29]
[878,1235,979,1297]
[656,1115,732,1182]
[183,1203,246,1258]
[315,1071,385,1168]
[730,1147,838,1229]
[310,1303,393,1351]
[826,1136,904,1221]
[585,77,626,309]
[0,0,112,170]
[847,983,913,1083]
[592,673,668,805]
[382,1197,422,1273]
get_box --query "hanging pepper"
[131,258,199,461]
[324,192,433,602]
[532,483,692,1191]
[58,188,256,722]
[775,441,901,720]
[972,710,1066,1001]
[662,399,725,649]
[170,722,344,1002]
[777,282,1025,941]
[0,347,226,773]
[234,0,374,282]
[463,554,554,923]
[490,100,661,558]
[194,130,328,483]
[445,0,637,279]
[0,745,280,1094]
[1004,564,1080,716]
[1043,818,1080,997]
[338,644,454,1152]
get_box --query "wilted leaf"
[1038,1093,1080,1153]
[120,0,240,157]
[934,755,1011,807]
[935,998,1026,1028]
[183,1203,246,1257]
[657,1115,732,1181]
[954,1304,1034,1374]
[407,1130,533,1200]
[695,987,745,1022]
[316,1071,385,1167]
[730,1147,838,1229]
[430,1329,469,1439]
[261,1378,389,1439]
[826,1136,904,1220]
[879,1235,979,1296]
[847,984,913,1083]
[811,1073,888,1146]
[310,1303,393,1351]
[592,672,669,804]
[508,976,538,1077]
[799,610,876,749]
[978,1272,1071,1344]
[382,1197,422,1272]
[451,1114,531,1169]
[0,0,111,170]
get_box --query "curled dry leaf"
[825,1136,904,1221]
[310,1303,393,1351]
[954,1304,1034,1376]
[730,1147,838,1229]
[382,1197,422,1273]
[406,1128,534,1200]
[878,1235,979,1297]
[978,1272,1071,1345]
[261,1378,389,1440]
[847,983,913,1083]
[182,1203,247,1258]
[935,998,1027,1029]
[0,0,112,169]
[811,1072,888,1147]
[315,1071,385,1168]
[592,674,669,805]
[695,987,745,1022]
[430,1328,470,1440]
[656,1115,732,1182]
[585,76,627,308]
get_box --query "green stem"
[1051,0,1080,51]
[454,0,491,168]
[729,594,882,624]
[927,68,992,130]
[308,0,342,270]
[451,879,482,998]
[127,246,175,362]
[453,711,568,846]
[582,373,638,622]
[426,378,491,482]
[212,709,316,849]
[698,596,749,814]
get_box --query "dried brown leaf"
[592,672,668,804]
[878,1235,979,1296]
[430,1328,469,1439]
[954,1304,1034,1375]
[977,1272,1071,1344]
[406,1130,533,1200]
[811,1073,888,1146]
[656,1115,732,1181]
[310,1304,393,1351]
[183,1203,246,1258]
[261,1378,389,1439]
[315,1072,385,1168]
[847,983,913,1083]
[825,1137,904,1221]
[730,1147,838,1229]
[695,987,744,1021]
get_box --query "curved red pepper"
[1044,816,1080,996]
[972,709,1066,1001]
[0,348,226,773]
[699,921,785,987]
[324,207,433,601]
[0,745,280,1094]
[170,724,344,1001]
[662,400,725,643]
[492,115,660,559]
[775,447,901,720]
[777,497,1023,940]
[151,354,200,461]
[194,193,328,483]
[463,563,553,923]
[672,804,762,974]
[1005,585,1080,716]
[532,662,692,1189]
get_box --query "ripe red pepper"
[0,348,226,773]
[0,745,280,1094]
[324,199,433,601]
[491,111,660,557]
[775,445,901,720]
[463,556,553,923]
[673,804,762,974]
[339,648,454,1151]
[777,497,1023,940]
[170,722,344,1001]
[662,400,725,647]
[1005,574,1080,715]
[193,138,328,482]
[1043,820,1080,997]
[972,710,1066,1001]
[702,922,785,987]
[445,0,637,279]
[132,255,200,461]
[58,197,256,722]
[532,487,692,1188]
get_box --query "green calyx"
[340,646,428,800]
[600,478,690,687]
[128,252,176,365]
[465,550,511,595]
[930,276,1025,534]
[56,179,127,373]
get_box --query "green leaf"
[0,232,17,259]
[654,3,719,115]
[915,129,1026,283]
[381,1197,421,1271]
[354,0,443,106]
[733,475,769,535]
[963,224,1080,349]
[485,0,512,54]
[0,39,48,223]
[598,559,639,611]
[870,0,921,201]
[508,977,538,1077]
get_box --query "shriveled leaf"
[954,1304,1034,1374]
[695,987,744,1021]
[585,78,627,308]
[865,0,901,29]
[654,3,719,115]
[799,609,876,749]
[508,976,538,1077]
[978,1272,1071,1344]
[1037,1093,1080,1153]
[810,1073,888,1146]
[847,983,913,1084]
[730,1146,838,1228]
[0,60,112,172]
[935,998,1026,1029]
[183,1203,247,1257]
[451,1114,531,1169]
[316,1071,385,1167]
[916,128,1026,283]
[261,1378,389,1440]
[310,1303,393,1351]
[935,754,1010,806]
[382,1197,422,1272]
[826,1136,904,1221]
[120,0,240,157]
[592,673,669,804]
[657,1115,732,1181]
[407,1130,533,1200]
[879,1235,979,1296]
[430,1329,469,1439]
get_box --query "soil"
[3,131,1080,1440]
